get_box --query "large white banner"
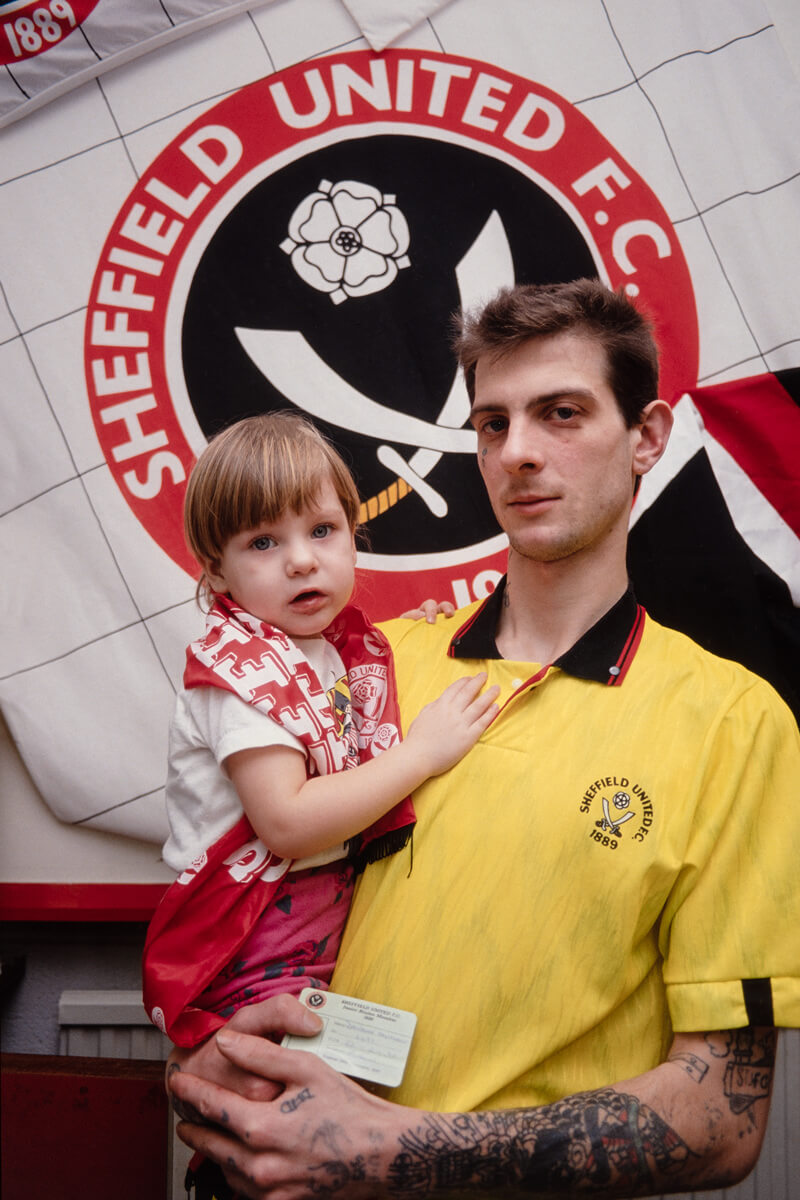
[1,0,798,893]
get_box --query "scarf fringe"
[350,825,414,875]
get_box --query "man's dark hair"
[454,278,660,428]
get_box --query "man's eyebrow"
[469,400,503,417]
[470,387,596,416]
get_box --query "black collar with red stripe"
[448,578,645,686]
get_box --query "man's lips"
[505,494,557,509]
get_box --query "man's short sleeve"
[660,678,800,1030]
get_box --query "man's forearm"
[171,1024,776,1199]
[385,1091,701,1198]
[380,1029,775,1198]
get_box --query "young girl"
[143,412,497,1047]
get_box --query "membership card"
[281,988,417,1088]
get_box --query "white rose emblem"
[371,722,400,754]
[281,179,410,304]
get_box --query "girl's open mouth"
[290,590,325,610]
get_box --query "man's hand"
[399,600,455,623]
[166,994,323,1121]
[170,1017,406,1199]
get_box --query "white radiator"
[58,989,171,1060]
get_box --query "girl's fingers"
[446,671,488,700]
[455,678,499,718]
[470,683,500,711]
[472,692,500,725]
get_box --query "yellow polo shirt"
[332,584,800,1112]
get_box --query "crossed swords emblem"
[595,795,635,838]
[235,211,514,518]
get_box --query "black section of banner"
[627,450,800,723]
[182,132,596,556]
[774,366,800,408]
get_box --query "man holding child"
[168,279,800,1199]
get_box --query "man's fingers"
[226,992,322,1039]
[171,1038,319,1138]
[176,1121,261,1198]
[166,999,323,1120]
[170,1071,252,1130]
[400,599,456,622]
[173,1035,398,1199]
[214,1028,305,1083]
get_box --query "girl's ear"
[203,557,227,594]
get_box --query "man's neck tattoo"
[503,587,510,609]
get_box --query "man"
[169,280,800,1197]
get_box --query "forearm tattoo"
[668,1029,776,1125]
[387,1089,695,1197]
[667,1051,709,1084]
[708,1028,776,1121]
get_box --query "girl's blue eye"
[252,535,274,550]
[311,524,332,539]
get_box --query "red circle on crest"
[84,49,698,618]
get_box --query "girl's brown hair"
[184,412,360,602]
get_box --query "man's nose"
[499,419,542,471]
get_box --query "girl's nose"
[286,540,316,574]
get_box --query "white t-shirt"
[163,636,350,872]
